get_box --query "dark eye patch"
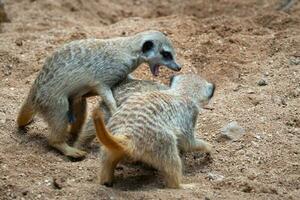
[161,51,173,60]
[142,40,154,53]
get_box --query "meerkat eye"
[142,40,154,53]
[161,51,173,60]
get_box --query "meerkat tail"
[93,109,129,153]
[17,98,35,128]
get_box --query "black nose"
[172,63,181,71]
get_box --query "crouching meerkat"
[92,74,215,188]
[74,78,169,149]
[17,30,181,158]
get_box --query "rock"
[289,56,300,65]
[221,121,245,141]
[254,134,262,140]
[247,89,255,94]
[15,38,23,46]
[21,190,28,196]
[257,78,268,86]
[52,177,64,189]
[241,183,253,193]
[207,172,224,181]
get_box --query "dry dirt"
[0,0,299,199]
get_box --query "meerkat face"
[139,31,181,76]
[170,74,215,106]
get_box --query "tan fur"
[90,74,215,188]
[93,110,128,152]
[69,98,87,137]
[92,109,182,188]
[74,78,168,150]
[17,101,35,128]
[17,31,180,159]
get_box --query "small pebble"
[247,89,255,94]
[257,79,268,86]
[255,135,261,140]
[15,38,23,46]
[221,121,245,141]
[207,172,224,181]
[21,190,28,196]
[289,56,300,65]
[241,184,253,193]
[52,177,64,189]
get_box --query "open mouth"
[150,64,160,76]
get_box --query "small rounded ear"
[142,40,154,53]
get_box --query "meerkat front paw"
[51,142,87,159]
[194,139,213,153]
[204,142,213,153]
[65,147,87,158]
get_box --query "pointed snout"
[167,62,181,72]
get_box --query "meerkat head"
[135,31,181,76]
[170,74,215,106]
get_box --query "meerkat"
[92,74,215,188]
[17,30,181,158]
[73,77,169,150]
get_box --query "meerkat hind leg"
[98,148,124,186]
[161,155,197,189]
[142,144,183,188]
[162,155,183,188]
[46,102,87,158]
[73,119,96,150]
[69,98,87,137]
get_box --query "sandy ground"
[0,0,299,199]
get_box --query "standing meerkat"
[17,31,181,158]
[92,74,215,188]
